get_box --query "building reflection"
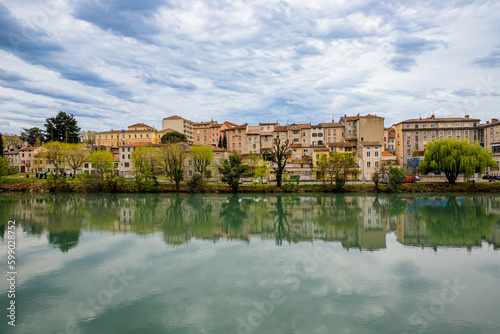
[1,193,499,252]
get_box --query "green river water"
[0,193,499,334]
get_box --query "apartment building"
[321,122,344,144]
[357,141,382,181]
[223,124,248,154]
[246,128,261,154]
[339,114,384,149]
[19,147,37,173]
[193,121,215,146]
[394,115,480,166]
[479,118,500,169]
[95,123,161,148]
[162,115,194,142]
[384,127,395,154]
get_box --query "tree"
[88,150,114,182]
[21,127,46,146]
[219,153,248,192]
[417,138,497,184]
[190,146,214,182]
[79,130,96,148]
[245,153,268,180]
[158,144,186,190]
[40,141,66,178]
[63,143,89,177]
[2,134,24,150]
[217,134,223,148]
[45,111,81,143]
[161,131,187,144]
[0,157,9,181]
[388,166,406,192]
[131,146,157,177]
[221,133,228,150]
[329,152,357,191]
[270,138,292,187]
[316,153,329,189]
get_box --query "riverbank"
[1,179,499,193]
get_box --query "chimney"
[486,121,490,124]
[431,115,435,120]
[465,115,469,119]
[492,119,499,123]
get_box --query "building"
[95,123,161,148]
[223,124,248,154]
[357,141,382,181]
[18,147,37,173]
[4,150,19,172]
[193,121,216,146]
[321,122,345,144]
[384,127,395,154]
[339,114,384,150]
[394,115,480,166]
[162,115,194,142]
[479,118,500,173]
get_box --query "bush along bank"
[1,180,500,194]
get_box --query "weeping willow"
[418,138,497,184]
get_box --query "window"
[232,136,235,140]
[375,161,379,168]
[423,124,427,128]
[122,155,125,159]
[128,147,130,152]
[302,139,307,143]
[293,130,299,135]
[140,134,143,138]
[238,136,241,140]
[406,125,410,128]
[204,136,206,141]
[448,131,451,136]
[366,151,371,157]
[423,131,427,137]
[232,143,235,148]
[465,130,469,136]
[431,124,435,128]
[328,129,331,135]
[440,131,444,136]
[197,136,200,141]
[456,123,460,127]
[348,130,351,135]
[302,132,306,136]
[293,138,299,142]
[367,161,371,168]
[375,151,379,157]
[127,154,130,159]
[122,148,125,152]
[124,162,129,167]
[239,143,241,147]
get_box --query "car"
[40,171,49,176]
[124,175,135,179]
[406,176,416,183]
[415,176,420,181]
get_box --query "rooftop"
[359,141,382,146]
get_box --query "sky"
[0,0,499,134]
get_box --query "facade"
[193,121,216,146]
[394,115,480,166]
[479,118,500,173]
[321,122,344,144]
[339,114,384,151]
[357,142,382,181]
[18,147,37,173]
[4,150,19,172]
[384,127,395,154]
[223,124,248,154]
[162,115,194,142]
[95,123,160,148]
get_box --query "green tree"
[63,143,89,177]
[221,133,228,150]
[219,154,248,192]
[40,141,66,178]
[418,138,497,184]
[270,138,292,187]
[316,153,329,189]
[161,131,187,144]
[45,111,81,143]
[190,146,214,183]
[329,152,357,191]
[388,166,406,192]
[217,134,223,148]
[158,144,186,190]
[0,157,9,182]
[21,127,46,146]
[131,146,157,177]
[88,150,115,182]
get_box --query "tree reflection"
[162,195,189,246]
[220,195,247,235]
[274,196,291,246]
[418,197,497,247]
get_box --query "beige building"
[162,115,194,142]
[384,127,395,153]
[246,128,261,154]
[339,114,384,151]
[479,118,500,173]
[223,124,248,154]
[95,123,161,148]
[394,115,480,166]
[321,122,344,144]
[357,141,382,181]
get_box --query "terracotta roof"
[342,114,383,122]
[311,124,323,128]
[163,115,183,120]
[290,123,310,129]
[114,154,120,162]
[158,128,176,133]
[327,142,352,148]
[274,126,287,132]
[222,123,247,131]
[312,147,329,151]
[260,132,273,136]
[259,122,279,126]
[396,116,480,124]
[128,123,154,129]
[479,119,500,127]
[209,145,228,152]
[382,152,395,157]
[359,141,382,146]
[19,146,36,151]
[211,124,222,128]
[291,143,302,148]
[194,121,213,126]
[247,129,261,135]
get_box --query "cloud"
[387,36,447,72]
[73,0,167,43]
[471,47,500,68]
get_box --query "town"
[1,112,500,184]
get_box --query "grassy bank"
[1,175,499,193]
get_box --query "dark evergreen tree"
[45,111,81,143]
[222,133,228,150]
[217,134,223,148]
[21,127,46,146]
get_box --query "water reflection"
[1,193,499,252]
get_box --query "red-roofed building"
[95,123,161,148]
